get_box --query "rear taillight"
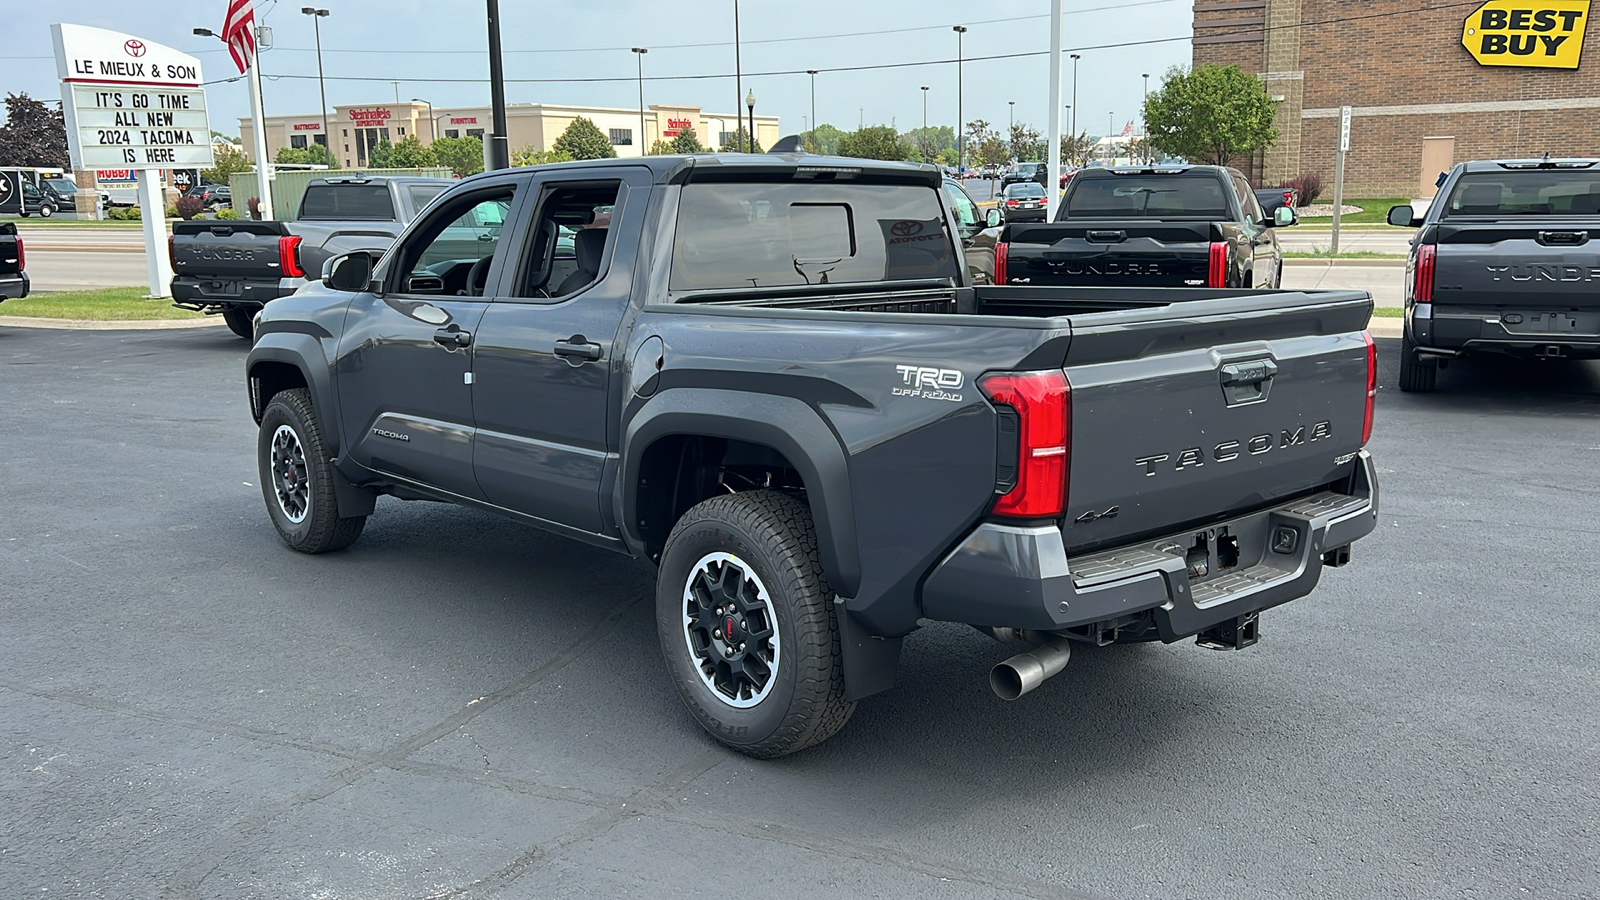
[1413,244,1435,304]
[995,241,1008,285]
[1206,241,1227,287]
[1362,332,1377,445]
[278,235,304,278]
[979,370,1071,519]
[14,235,23,272]
[167,235,176,269]
[1005,199,1019,207]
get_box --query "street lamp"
[1008,100,1015,134]
[953,25,967,173]
[1141,73,1150,163]
[1108,111,1114,163]
[412,97,435,142]
[807,69,818,150]
[734,0,743,150]
[632,48,648,156]
[746,88,756,152]
[300,8,330,162]
[1069,53,1080,145]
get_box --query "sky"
[1,0,1194,141]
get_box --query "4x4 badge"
[1074,505,1119,524]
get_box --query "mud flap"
[836,598,903,702]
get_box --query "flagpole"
[247,45,273,220]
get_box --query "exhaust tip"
[989,664,1027,701]
[987,639,1071,701]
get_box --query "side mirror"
[1387,205,1419,228]
[1273,205,1297,227]
[322,252,374,292]
[984,207,1003,228]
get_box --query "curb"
[1368,318,1403,338]
[1283,257,1407,268]
[25,244,147,253]
[0,315,223,330]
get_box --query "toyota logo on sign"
[124,39,147,57]
[891,220,924,237]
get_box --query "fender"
[619,387,862,600]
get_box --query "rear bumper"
[1412,305,1600,358]
[171,276,296,311]
[920,452,1379,639]
[0,273,27,300]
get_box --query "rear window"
[1064,175,1229,218]
[1444,171,1600,216]
[1006,183,1046,198]
[299,183,396,220]
[669,182,958,293]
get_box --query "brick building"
[1194,0,1600,197]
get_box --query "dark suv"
[1001,162,1047,190]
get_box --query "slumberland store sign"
[1463,0,1591,68]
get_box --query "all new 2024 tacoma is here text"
[245,153,1379,756]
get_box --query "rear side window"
[669,182,958,292]
[299,184,396,220]
[1445,171,1600,216]
[407,184,448,213]
[1064,175,1229,218]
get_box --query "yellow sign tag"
[1463,0,1591,68]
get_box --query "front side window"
[1445,170,1600,216]
[669,182,958,293]
[394,187,516,296]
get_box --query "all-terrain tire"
[258,388,366,553]
[656,490,854,758]
[222,307,255,339]
[1398,331,1438,393]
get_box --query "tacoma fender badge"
[372,427,410,442]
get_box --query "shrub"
[164,205,179,219]
[108,206,141,220]
[174,196,205,220]
[1278,173,1324,207]
[215,208,239,220]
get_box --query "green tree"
[804,123,846,155]
[366,137,395,167]
[670,124,705,154]
[511,146,575,166]
[552,117,617,160]
[902,125,955,163]
[273,143,332,166]
[836,125,911,161]
[1059,130,1096,167]
[386,135,436,168]
[430,135,484,176]
[647,138,673,155]
[977,133,1009,167]
[1144,64,1277,166]
[201,142,252,184]
[0,93,69,168]
[718,127,762,153]
[1008,123,1044,161]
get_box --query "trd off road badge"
[893,365,964,402]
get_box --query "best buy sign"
[1463,0,1591,68]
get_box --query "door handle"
[554,336,603,362]
[433,326,472,349]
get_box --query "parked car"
[40,176,97,212]
[17,180,57,217]
[1255,187,1298,218]
[1001,162,1047,189]
[170,175,453,337]
[187,183,231,208]
[245,153,1378,757]
[0,222,26,300]
[1388,156,1600,392]
[1058,166,1079,189]
[1000,181,1048,222]
[990,165,1296,289]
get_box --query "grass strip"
[1,287,207,320]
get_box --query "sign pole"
[247,52,274,220]
[1331,104,1351,255]
[135,169,173,297]
[1046,0,1063,221]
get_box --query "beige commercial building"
[240,101,780,168]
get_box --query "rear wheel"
[656,491,854,758]
[257,388,366,553]
[222,307,255,339]
[1398,331,1438,393]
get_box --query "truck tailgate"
[171,221,292,281]
[1433,221,1600,308]
[1059,291,1372,554]
[1003,221,1217,287]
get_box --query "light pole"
[734,0,743,150]
[300,8,330,162]
[632,48,648,155]
[1108,112,1114,163]
[1069,54,1080,145]
[486,0,510,170]
[1141,72,1149,163]
[1063,104,1071,164]
[746,88,756,152]
[1008,100,1015,134]
[412,97,435,141]
[807,69,818,149]
[953,25,967,173]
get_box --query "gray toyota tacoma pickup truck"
[170,175,454,337]
[246,153,1380,756]
[1389,157,1600,391]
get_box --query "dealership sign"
[663,117,693,137]
[1463,0,1590,68]
[348,107,393,124]
[50,23,214,169]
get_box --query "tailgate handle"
[1085,230,1126,243]
[208,226,234,236]
[1537,230,1588,246]
[1219,359,1278,406]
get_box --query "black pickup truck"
[991,165,1296,290]
[246,153,1379,756]
[0,222,26,301]
[1388,157,1600,392]
[170,176,454,337]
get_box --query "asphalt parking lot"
[2,325,1597,899]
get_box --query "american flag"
[222,0,257,74]
[1121,120,1135,136]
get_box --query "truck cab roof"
[1457,157,1600,172]
[457,152,945,188]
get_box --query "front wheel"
[257,388,366,553]
[656,491,854,758]
[38,205,53,218]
